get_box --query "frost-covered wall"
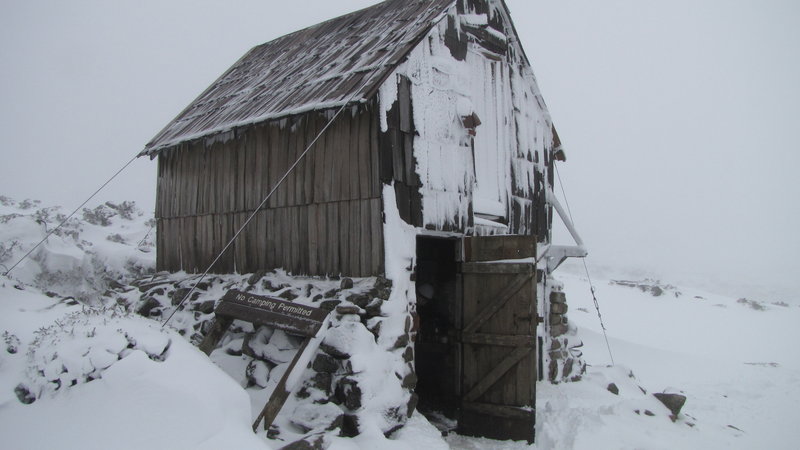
[379,0,555,239]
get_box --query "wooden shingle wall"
[156,103,384,276]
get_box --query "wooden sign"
[197,289,331,434]
[215,290,328,336]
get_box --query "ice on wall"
[383,1,555,232]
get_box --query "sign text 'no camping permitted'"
[215,290,328,337]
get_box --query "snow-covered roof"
[142,0,456,155]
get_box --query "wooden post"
[197,290,330,434]
[252,336,313,431]
[198,316,234,355]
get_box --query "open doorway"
[414,236,460,432]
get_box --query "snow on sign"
[214,290,328,336]
[199,290,331,434]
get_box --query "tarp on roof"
[143,0,455,155]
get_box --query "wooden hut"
[142,0,586,443]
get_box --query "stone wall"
[546,281,586,383]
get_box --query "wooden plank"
[285,118,298,207]
[328,202,340,273]
[338,201,350,275]
[462,401,533,420]
[464,235,536,262]
[464,346,531,402]
[297,206,311,274]
[313,112,327,204]
[349,108,361,200]
[348,201,360,276]
[460,262,535,274]
[302,115,315,205]
[339,111,352,201]
[463,274,530,334]
[198,316,234,355]
[369,103,381,197]
[370,197,383,275]
[461,333,534,347]
[215,290,328,336]
[253,336,312,431]
[359,200,370,277]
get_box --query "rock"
[550,291,566,304]
[309,372,333,395]
[137,297,161,317]
[364,298,384,317]
[194,300,216,314]
[401,371,418,390]
[312,354,339,373]
[290,402,344,434]
[644,410,655,417]
[406,393,419,418]
[562,358,574,378]
[320,300,341,311]
[247,271,264,285]
[549,313,564,325]
[14,384,35,404]
[340,414,360,437]
[550,302,568,315]
[402,346,414,363]
[335,377,362,410]
[346,294,371,308]
[550,339,562,351]
[323,288,339,299]
[312,294,323,302]
[335,305,361,315]
[278,434,325,450]
[149,287,166,296]
[607,383,619,395]
[320,342,349,359]
[367,320,382,339]
[392,333,410,350]
[340,278,354,290]
[375,277,393,299]
[279,290,299,301]
[654,393,686,421]
[549,324,568,337]
[267,424,281,439]
[246,360,271,388]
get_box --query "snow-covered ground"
[1,197,797,449]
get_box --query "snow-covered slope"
[1,196,797,449]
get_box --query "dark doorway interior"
[414,236,460,430]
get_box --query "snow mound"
[0,195,154,301]
[21,307,171,401]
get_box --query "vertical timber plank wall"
[155,103,384,277]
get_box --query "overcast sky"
[1,0,797,300]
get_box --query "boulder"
[654,393,687,421]
[137,297,161,317]
[312,354,339,373]
[340,278,354,290]
[607,383,619,395]
[278,434,325,450]
[334,377,363,410]
[194,300,216,314]
[550,291,566,304]
[290,403,344,434]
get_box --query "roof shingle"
[143,0,455,154]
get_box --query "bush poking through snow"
[21,307,171,402]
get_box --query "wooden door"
[458,236,537,443]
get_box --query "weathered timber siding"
[380,75,424,228]
[155,103,384,276]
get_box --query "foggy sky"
[0,0,797,300]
